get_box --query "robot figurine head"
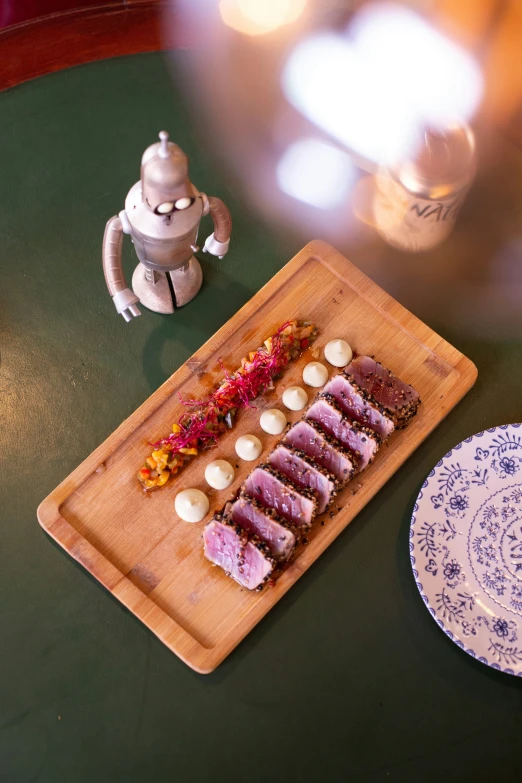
[140,131,195,216]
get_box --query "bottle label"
[373,174,467,251]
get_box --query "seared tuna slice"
[306,395,379,471]
[283,419,355,484]
[230,495,297,561]
[269,444,338,514]
[323,373,394,440]
[345,355,420,427]
[203,514,275,590]
[243,465,316,529]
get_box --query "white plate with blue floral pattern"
[410,424,522,676]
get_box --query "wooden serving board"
[37,241,477,673]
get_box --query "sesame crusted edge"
[316,394,382,446]
[283,418,357,483]
[390,397,421,428]
[337,372,396,436]
[269,443,340,491]
[204,515,276,590]
[234,492,299,536]
[256,463,319,506]
[346,356,420,414]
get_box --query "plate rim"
[410,421,522,677]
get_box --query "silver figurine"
[102,131,232,320]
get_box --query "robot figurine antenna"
[158,130,170,159]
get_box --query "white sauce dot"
[175,488,209,523]
[324,339,353,367]
[235,434,262,461]
[303,361,328,388]
[282,386,308,411]
[260,409,287,435]
[205,460,235,490]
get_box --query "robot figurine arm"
[102,215,141,321]
[202,196,232,258]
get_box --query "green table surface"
[1,53,522,783]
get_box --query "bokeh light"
[170,0,486,256]
[283,3,483,167]
[168,0,522,337]
[350,3,483,129]
[219,0,307,37]
[276,137,356,209]
[282,32,417,166]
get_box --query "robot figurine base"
[102,131,232,321]
[131,258,203,314]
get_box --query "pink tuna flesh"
[306,395,379,471]
[269,444,337,514]
[243,465,316,528]
[230,495,297,560]
[203,518,274,590]
[323,373,394,440]
[283,419,355,484]
[345,355,419,427]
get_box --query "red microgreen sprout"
[147,321,314,472]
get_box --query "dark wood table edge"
[0,0,183,92]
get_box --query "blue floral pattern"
[493,618,509,638]
[499,457,518,476]
[410,424,522,677]
[449,495,469,512]
[443,560,461,581]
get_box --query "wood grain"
[0,1,119,31]
[37,241,478,673]
[0,1,172,92]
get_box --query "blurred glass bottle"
[372,124,476,251]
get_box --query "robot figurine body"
[102,131,232,320]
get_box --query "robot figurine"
[102,131,232,320]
